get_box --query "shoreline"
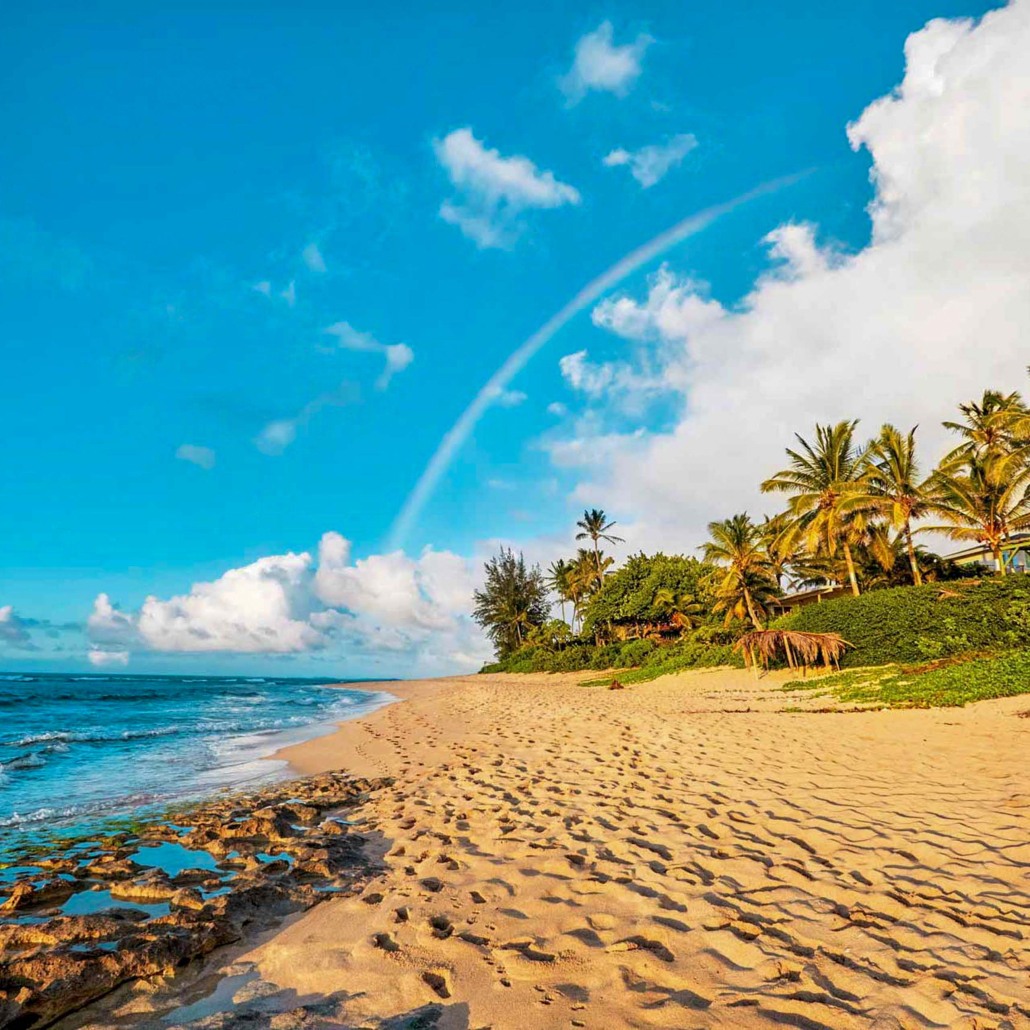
[270,676,452,778]
[7,667,1029,1028]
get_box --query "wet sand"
[194,669,1030,1027]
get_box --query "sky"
[2,0,1028,677]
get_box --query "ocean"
[0,672,393,859]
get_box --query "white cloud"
[434,128,581,249]
[302,242,327,273]
[547,2,1030,554]
[560,21,653,104]
[324,321,414,389]
[90,554,321,654]
[87,533,492,674]
[484,385,528,408]
[175,444,216,470]
[603,133,698,188]
[0,605,32,647]
[87,593,139,648]
[88,648,129,667]
[255,382,360,455]
[547,401,568,417]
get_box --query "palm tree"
[927,451,1030,574]
[545,558,573,626]
[702,514,778,629]
[566,549,609,632]
[865,424,932,586]
[576,508,624,580]
[653,588,703,633]
[941,389,1030,468]
[761,421,874,596]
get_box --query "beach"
[134,667,1029,1029]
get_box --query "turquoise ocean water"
[0,672,393,859]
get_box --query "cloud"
[88,648,130,667]
[603,133,698,188]
[0,606,33,649]
[323,321,414,389]
[90,554,322,654]
[547,2,1030,553]
[434,128,581,249]
[302,242,327,273]
[560,21,653,104]
[255,382,359,455]
[313,532,487,666]
[87,533,491,674]
[175,444,216,470]
[252,279,296,306]
[484,386,528,408]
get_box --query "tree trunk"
[594,540,602,580]
[993,543,1007,575]
[904,522,922,587]
[744,587,764,630]
[842,540,861,596]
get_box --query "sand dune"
[143,668,1030,1029]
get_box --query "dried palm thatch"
[734,629,852,675]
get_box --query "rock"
[0,877,75,912]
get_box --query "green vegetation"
[473,386,1030,693]
[777,575,1030,666]
[782,650,1030,708]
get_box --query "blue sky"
[3,0,1023,676]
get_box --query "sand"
[232,668,1030,1028]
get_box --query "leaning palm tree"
[576,508,624,580]
[761,421,874,596]
[702,513,778,629]
[926,450,1030,575]
[865,424,932,585]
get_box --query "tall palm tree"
[927,451,1030,574]
[702,513,778,629]
[566,549,610,632]
[575,508,624,580]
[545,558,573,626]
[865,424,932,586]
[941,389,1030,468]
[761,421,873,596]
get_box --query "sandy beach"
[165,667,1030,1029]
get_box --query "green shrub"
[618,639,655,666]
[776,577,1030,666]
[782,649,1030,708]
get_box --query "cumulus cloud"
[560,21,653,104]
[434,128,581,249]
[90,555,322,654]
[88,533,491,674]
[323,321,414,390]
[175,444,216,470]
[549,2,1030,553]
[603,133,698,188]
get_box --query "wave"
[1,753,46,771]
[4,726,182,748]
[0,804,92,828]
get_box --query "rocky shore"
[0,772,391,1029]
